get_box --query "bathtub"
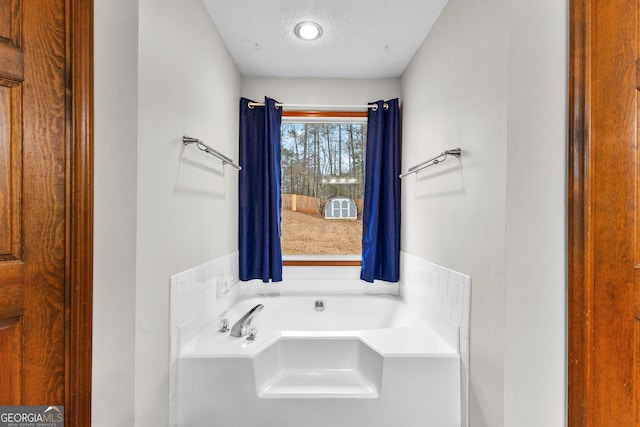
[176,295,461,427]
[222,295,427,331]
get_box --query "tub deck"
[182,325,458,358]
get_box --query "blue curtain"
[239,97,283,282]
[361,99,401,283]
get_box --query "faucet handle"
[246,325,258,341]
[218,318,230,333]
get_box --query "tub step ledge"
[258,368,379,399]
[253,338,383,399]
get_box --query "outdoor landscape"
[281,209,362,255]
[280,121,366,255]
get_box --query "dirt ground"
[281,209,362,255]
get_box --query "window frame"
[281,110,368,267]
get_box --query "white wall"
[401,0,510,425]
[504,0,567,425]
[93,0,138,425]
[401,0,567,426]
[94,0,241,425]
[135,0,241,425]
[241,77,400,106]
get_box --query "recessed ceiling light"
[294,21,323,41]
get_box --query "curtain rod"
[247,102,387,111]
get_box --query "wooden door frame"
[568,0,590,424]
[568,0,636,425]
[66,0,93,425]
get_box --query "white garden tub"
[176,295,461,427]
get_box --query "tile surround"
[242,265,398,296]
[169,252,240,427]
[400,251,471,427]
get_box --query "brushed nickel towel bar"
[399,148,462,179]
[182,136,242,170]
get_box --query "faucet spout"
[230,304,264,337]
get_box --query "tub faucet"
[230,304,264,337]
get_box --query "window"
[280,112,367,263]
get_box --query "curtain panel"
[238,97,283,282]
[361,99,401,283]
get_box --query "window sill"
[283,254,361,267]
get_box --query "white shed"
[325,197,357,219]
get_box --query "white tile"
[170,282,180,310]
[169,364,177,400]
[428,291,437,309]
[451,304,463,327]
[456,284,465,305]
[461,307,470,339]
[463,282,471,308]
[177,270,192,285]
[440,297,452,319]
[461,368,468,398]
[170,327,178,360]
[447,279,458,299]
[460,368,469,427]
[449,270,464,284]
[460,337,470,371]
[437,265,450,279]
[399,252,470,427]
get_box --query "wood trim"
[283,260,361,267]
[0,315,20,331]
[568,0,592,425]
[0,261,24,319]
[65,0,93,425]
[0,283,24,319]
[0,42,23,82]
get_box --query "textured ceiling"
[203,0,449,79]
